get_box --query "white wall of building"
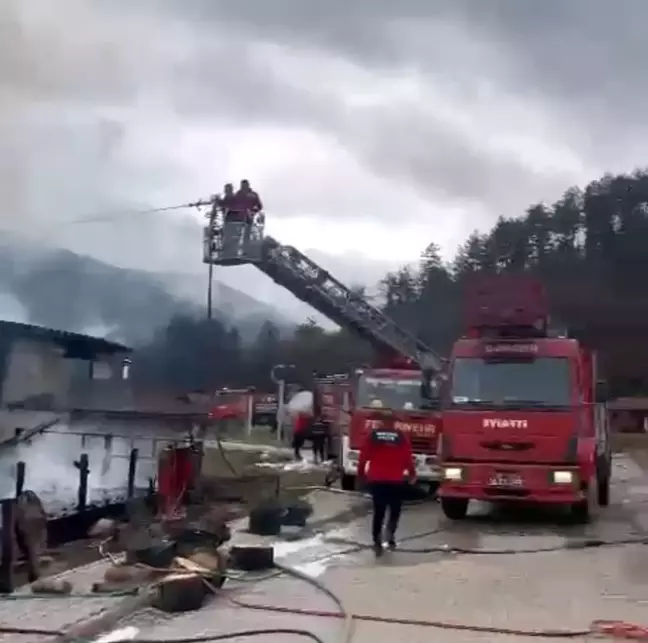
[1,339,70,406]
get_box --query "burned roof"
[0,320,131,356]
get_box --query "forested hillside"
[133,169,648,397]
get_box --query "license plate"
[488,474,523,487]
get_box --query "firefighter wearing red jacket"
[357,421,416,556]
[234,179,263,217]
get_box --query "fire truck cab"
[434,275,611,523]
[340,359,442,491]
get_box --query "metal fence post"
[127,448,139,499]
[15,461,25,498]
[75,453,89,513]
[0,499,15,593]
[245,388,255,437]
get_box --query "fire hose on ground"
[3,527,648,642]
[1,449,648,640]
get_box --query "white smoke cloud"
[0,290,28,324]
[0,421,160,516]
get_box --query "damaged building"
[0,321,210,517]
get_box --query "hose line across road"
[5,454,648,642]
[126,452,648,642]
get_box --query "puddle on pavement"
[270,473,648,576]
[273,531,366,576]
[625,485,648,500]
[273,533,325,558]
[612,455,646,482]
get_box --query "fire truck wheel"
[570,500,590,524]
[597,472,610,507]
[341,474,356,491]
[596,455,611,507]
[440,498,469,520]
[571,479,598,524]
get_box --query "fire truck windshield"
[450,357,571,408]
[356,375,422,410]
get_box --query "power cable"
[61,200,212,226]
[0,196,215,245]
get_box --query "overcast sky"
[1,0,646,316]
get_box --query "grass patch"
[199,439,329,508]
[216,423,290,448]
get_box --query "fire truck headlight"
[347,450,359,462]
[552,471,574,484]
[443,467,463,481]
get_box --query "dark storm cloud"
[2,0,646,253]
[156,0,648,162]
[157,0,647,110]
[139,0,648,214]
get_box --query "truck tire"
[597,455,611,507]
[571,479,597,524]
[597,471,610,507]
[570,500,590,524]
[341,474,356,491]
[441,497,469,520]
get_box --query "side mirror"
[420,369,433,400]
[420,371,441,410]
[595,380,608,403]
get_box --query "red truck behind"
[337,363,441,492]
[431,274,611,523]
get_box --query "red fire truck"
[334,362,442,491]
[430,274,611,523]
[252,393,279,428]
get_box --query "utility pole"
[206,199,218,320]
[271,363,295,443]
[207,264,214,320]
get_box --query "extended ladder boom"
[203,216,443,373]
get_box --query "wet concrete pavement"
[111,453,648,642]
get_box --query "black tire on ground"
[153,573,208,613]
[229,544,275,571]
[282,500,314,527]
[248,502,284,536]
[440,497,469,520]
[341,474,356,491]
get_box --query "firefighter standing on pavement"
[292,410,310,460]
[357,417,416,557]
[310,415,330,464]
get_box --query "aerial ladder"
[202,206,444,375]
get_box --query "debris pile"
[87,498,232,612]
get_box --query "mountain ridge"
[0,239,293,344]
